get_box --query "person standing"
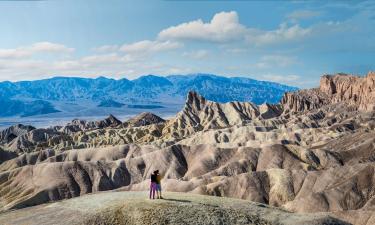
[149,170,157,199]
[155,170,163,199]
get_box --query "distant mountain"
[98,99,125,108]
[0,73,298,117]
[0,99,60,117]
[166,74,297,103]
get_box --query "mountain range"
[0,74,297,117]
[0,72,375,225]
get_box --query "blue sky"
[0,0,374,87]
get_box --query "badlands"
[1,72,375,225]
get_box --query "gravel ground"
[0,191,350,225]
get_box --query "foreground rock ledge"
[0,191,349,225]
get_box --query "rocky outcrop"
[259,103,283,119]
[162,91,260,138]
[319,72,375,111]
[96,114,122,128]
[282,71,375,112]
[123,112,165,127]
[281,88,329,112]
[61,114,122,135]
[0,124,35,144]
[6,128,71,153]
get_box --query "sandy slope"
[0,191,348,225]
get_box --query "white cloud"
[246,23,311,46]
[0,42,74,59]
[0,59,45,70]
[286,10,322,22]
[0,49,31,59]
[92,45,119,53]
[120,40,182,54]
[82,53,123,64]
[28,42,74,53]
[158,11,247,42]
[182,50,209,59]
[158,11,312,46]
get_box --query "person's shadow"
[162,198,191,203]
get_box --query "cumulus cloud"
[120,40,182,54]
[0,49,31,59]
[158,11,312,46]
[0,42,74,59]
[158,11,247,42]
[246,23,311,46]
[28,42,74,53]
[81,53,126,64]
[182,50,209,59]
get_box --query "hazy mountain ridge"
[0,98,60,117]
[0,74,297,117]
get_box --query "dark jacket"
[151,174,157,183]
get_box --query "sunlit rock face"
[1,72,375,225]
[281,71,375,113]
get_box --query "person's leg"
[152,183,156,199]
[149,183,153,199]
[157,184,162,199]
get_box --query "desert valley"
[0,72,375,225]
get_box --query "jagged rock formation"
[320,72,375,111]
[281,88,328,112]
[61,114,122,134]
[282,71,375,112]
[1,72,375,225]
[0,124,35,144]
[162,91,261,139]
[123,112,165,127]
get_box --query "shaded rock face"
[95,114,122,128]
[64,114,122,133]
[66,114,122,131]
[2,72,375,225]
[0,124,35,144]
[0,148,17,164]
[281,88,328,112]
[123,112,165,127]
